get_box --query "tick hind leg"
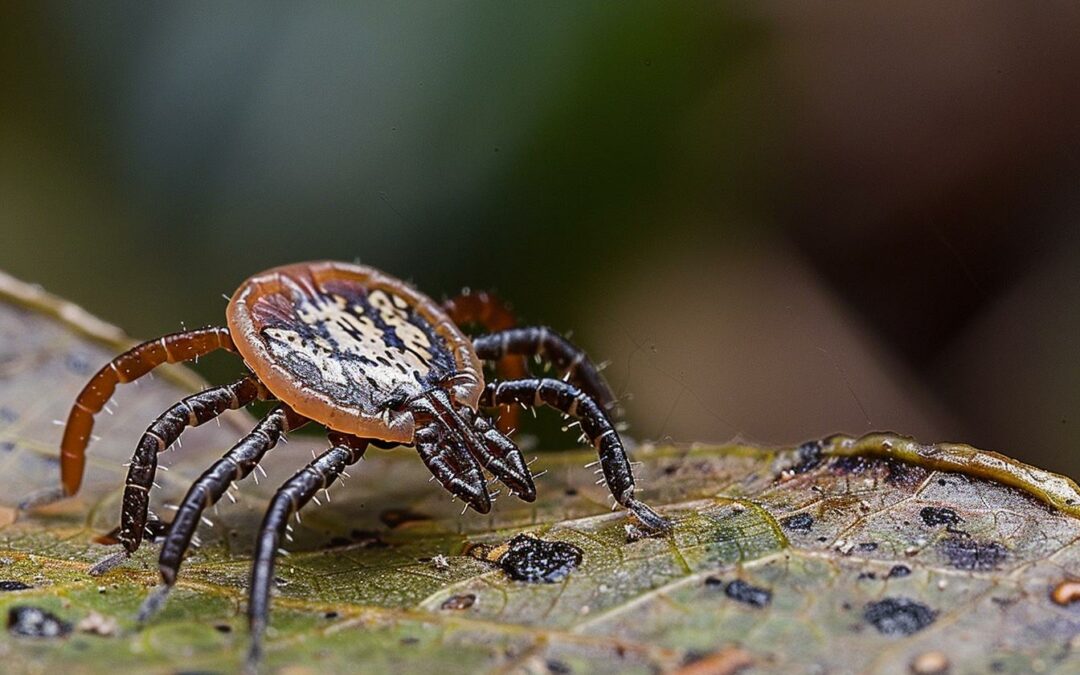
[137,405,308,623]
[56,327,237,498]
[443,291,526,433]
[247,433,368,668]
[473,327,618,413]
[481,378,671,533]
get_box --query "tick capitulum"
[43,261,671,667]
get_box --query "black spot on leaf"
[863,597,937,636]
[920,507,963,527]
[7,606,72,638]
[724,579,772,608]
[0,581,32,591]
[884,460,926,487]
[886,565,911,579]
[498,535,583,584]
[832,456,873,475]
[781,513,814,532]
[939,537,1007,571]
[792,440,824,473]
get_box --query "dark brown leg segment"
[247,435,368,667]
[472,327,617,412]
[160,407,306,583]
[60,327,236,496]
[137,406,308,623]
[481,378,670,533]
[118,375,261,554]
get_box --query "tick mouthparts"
[501,450,537,502]
[455,474,492,513]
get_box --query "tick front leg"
[117,375,263,555]
[247,435,367,669]
[480,378,671,533]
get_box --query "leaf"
[0,269,1078,674]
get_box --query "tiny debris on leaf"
[440,594,476,610]
[910,650,950,674]
[1051,579,1080,606]
[77,611,118,636]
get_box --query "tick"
[49,261,670,665]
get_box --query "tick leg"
[481,378,671,533]
[59,327,236,498]
[117,375,262,554]
[443,291,526,432]
[137,406,309,623]
[473,327,617,413]
[247,435,368,668]
[443,289,516,333]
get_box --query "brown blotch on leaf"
[674,647,754,675]
[379,508,431,529]
[1051,579,1080,606]
[463,541,497,561]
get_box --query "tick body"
[50,261,670,667]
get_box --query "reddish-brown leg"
[59,327,236,497]
[443,290,524,432]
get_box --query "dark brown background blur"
[2,3,1078,477]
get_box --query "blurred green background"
[2,3,1079,477]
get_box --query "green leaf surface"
[0,269,1078,674]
